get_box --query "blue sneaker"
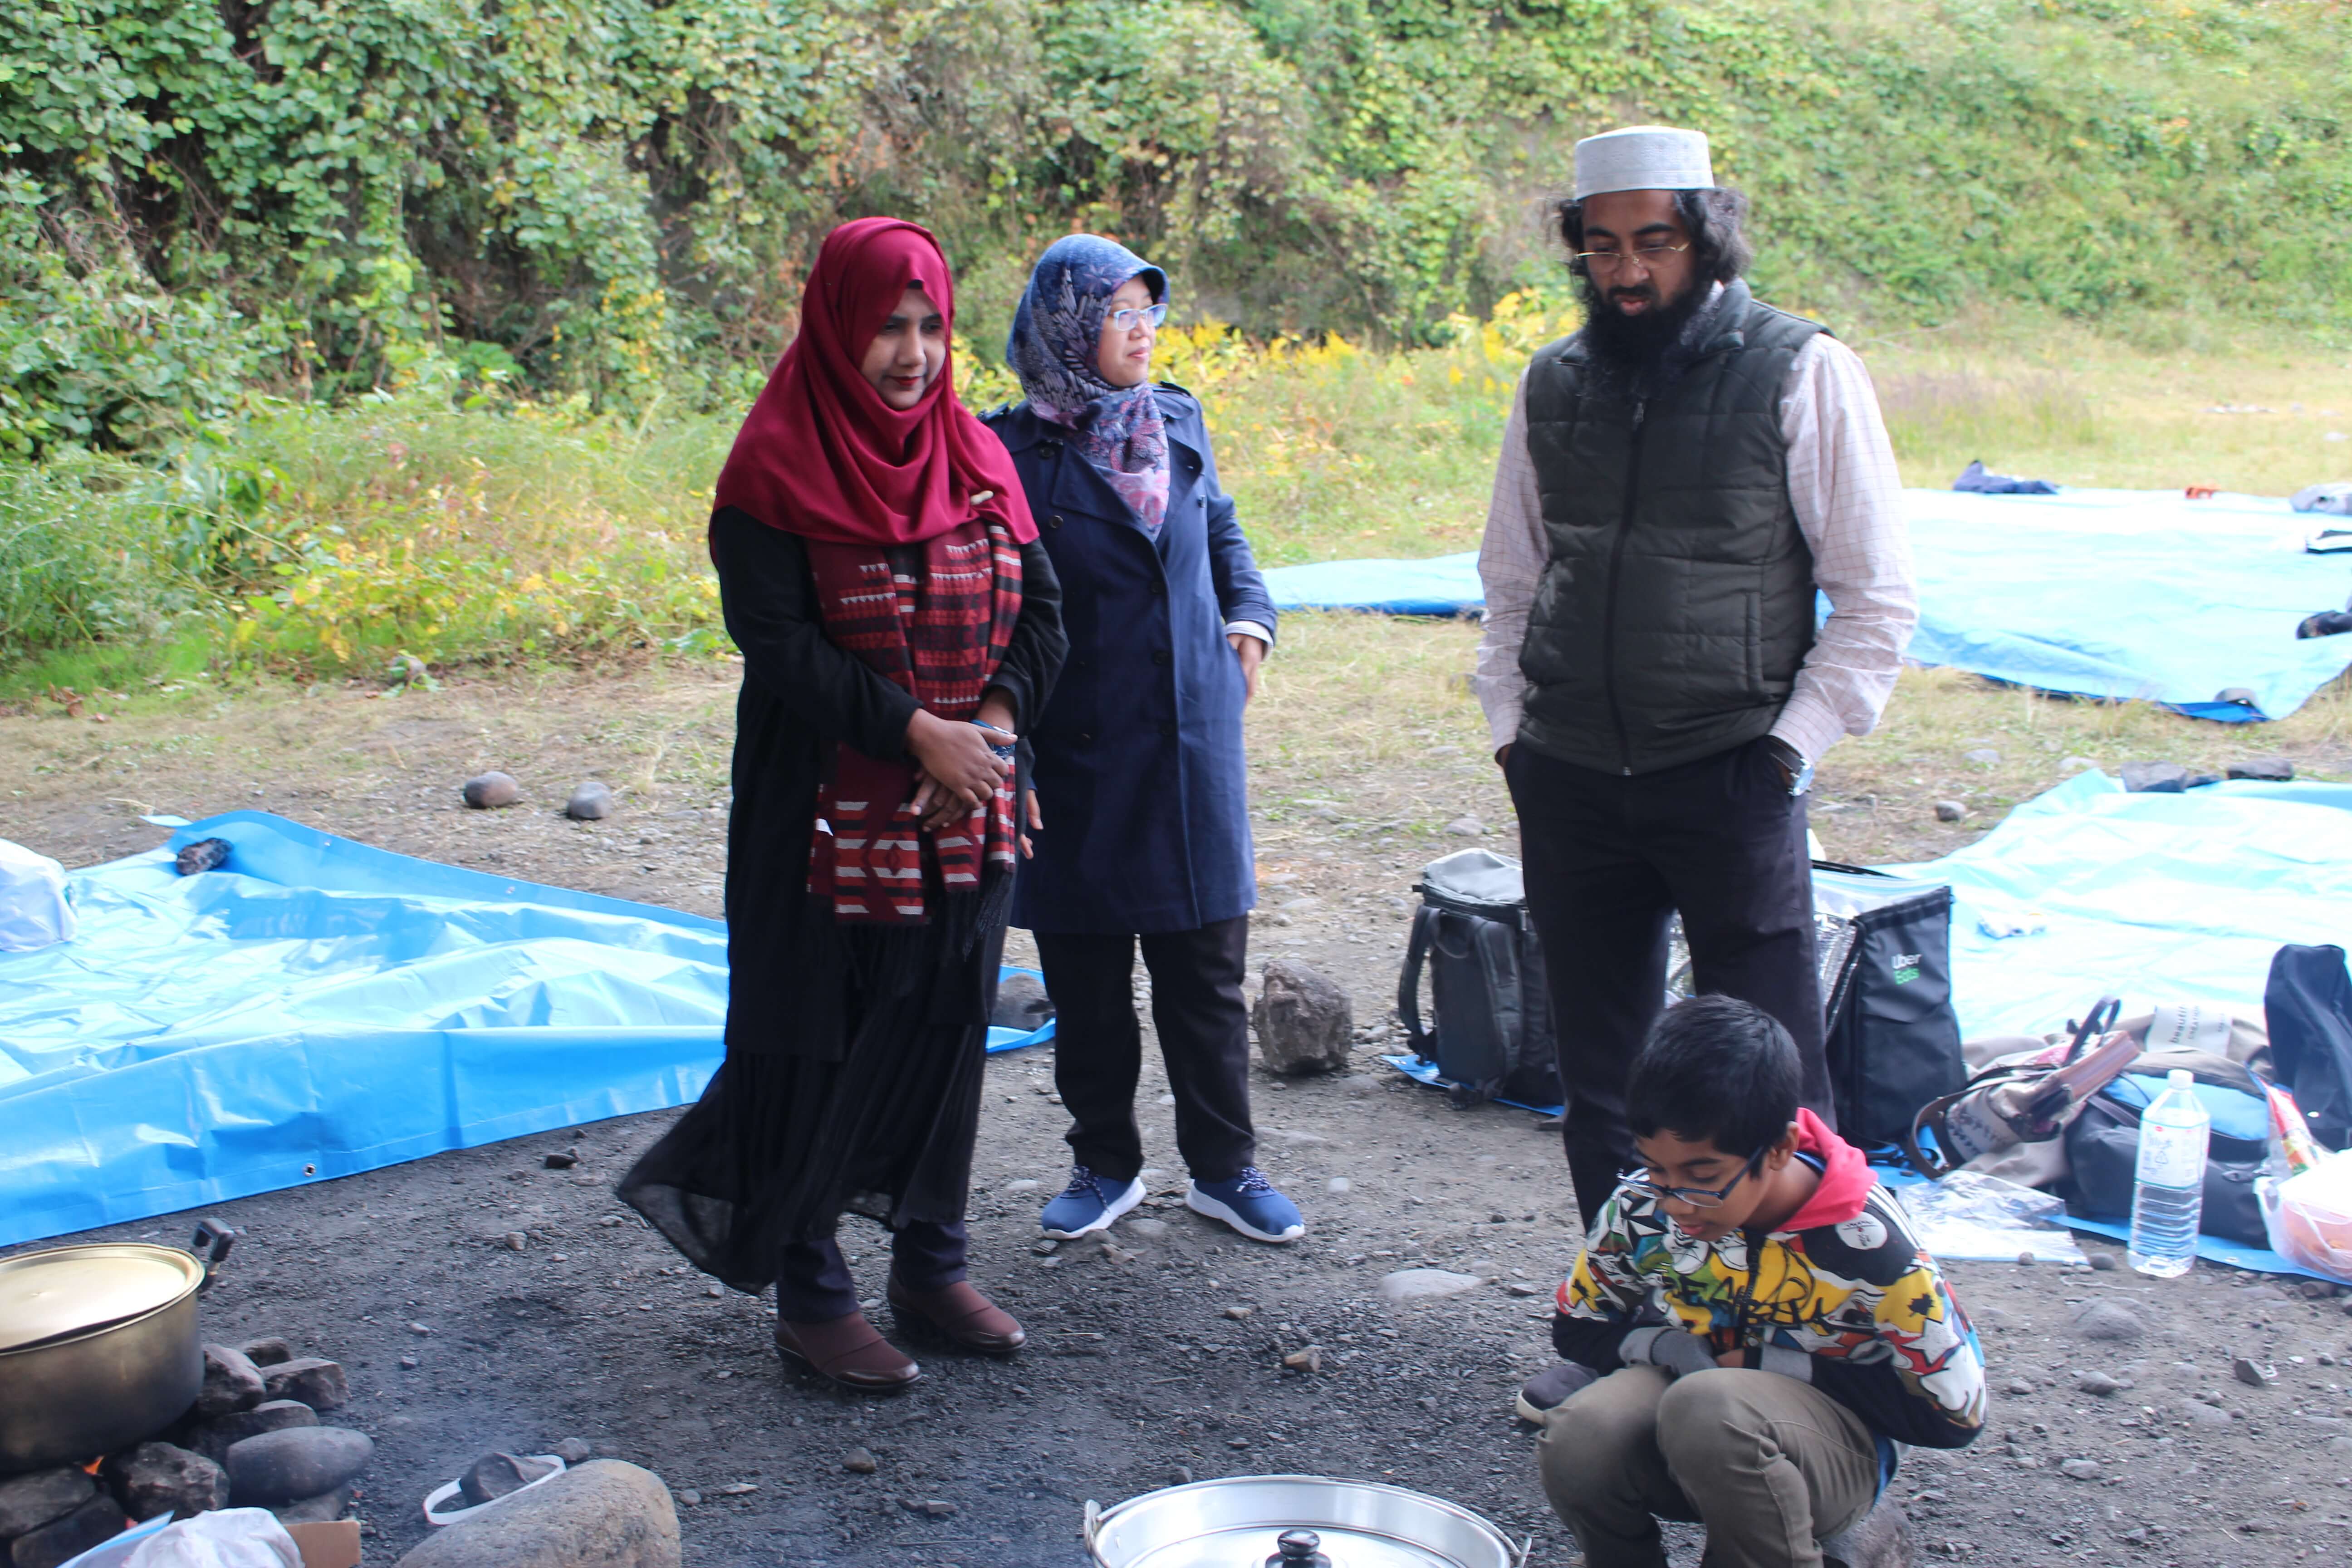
[1039,1165,1145,1240]
[1186,1167,1305,1243]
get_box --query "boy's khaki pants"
[1537,1365,1879,1568]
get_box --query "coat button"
[1049,514,1063,528]
[1078,730,1094,744]
[1152,650,1171,667]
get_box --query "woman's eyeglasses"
[1617,1144,1768,1208]
[1107,303,1169,332]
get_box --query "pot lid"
[0,1244,202,1353]
[1087,1477,1521,1568]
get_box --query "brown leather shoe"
[773,1311,921,1392]
[887,1276,1026,1354]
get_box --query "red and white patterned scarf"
[802,517,1023,925]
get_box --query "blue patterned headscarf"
[1007,235,1172,534]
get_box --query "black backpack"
[1397,849,1562,1109]
[2063,1052,2274,1247]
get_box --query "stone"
[1222,1305,1254,1321]
[2058,756,2097,774]
[272,1485,352,1525]
[505,1232,528,1251]
[990,973,1054,1031]
[1326,1177,1350,1195]
[1376,1268,1483,1303]
[1167,1466,1194,1486]
[387,652,431,688]
[462,772,521,808]
[676,1490,701,1507]
[1444,816,1485,837]
[1815,1495,1913,1568]
[194,1399,319,1462]
[843,1448,878,1475]
[2228,756,2295,783]
[2184,773,2221,790]
[7,1495,124,1568]
[225,1426,374,1505]
[2087,1253,2118,1272]
[240,1336,296,1367]
[261,1357,350,1411]
[1282,1346,1323,1373]
[1964,748,2001,766]
[197,1342,268,1417]
[2232,1355,2276,1387]
[899,1499,956,1518]
[2118,760,2188,794]
[1126,1217,1171,1240]
[543,1150,578,1170]
[391,1460,679,1568]
[554,1439,595,1465]
[2182,1400,2233,1428]
[1251,960,1353,1075]
[0,1469,94,1539]
[2066,1302,2145,1343]
[2004,1378,2034,1396]
[2075,1370,2122,1396]
[103,1441,228,1523]
[565,780,615,820]
[2058,1458,2104,1480]
[460,1452,558,1508]
[1933,800,1969,823]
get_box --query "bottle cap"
[2167,1068,2194,1088]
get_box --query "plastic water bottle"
[2127,1068,2210,1277]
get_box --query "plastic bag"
[0,838,74,952]
[2259,1150,2352,1286]
[117,1509,302,1568]
[1890,1170,2087,1264]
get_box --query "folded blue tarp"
[1260,488,2352,720]
[0,813,1050,1248]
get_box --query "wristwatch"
[1763,735,1813,798]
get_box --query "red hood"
[1779,1107,1875,1232]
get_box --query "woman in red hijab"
[620,219,1066,1393]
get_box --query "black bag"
[1813,863,1967,1149]
[2264,944,2352,1150]
[1397,849,1561,1109]
[2062,1053,2273,1247]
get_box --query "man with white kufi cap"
[1476,116,1920,1491]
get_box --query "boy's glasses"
[1107,303,1169,332]
[1617,1144,1769,1208]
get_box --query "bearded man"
[1475,125,1917,1231]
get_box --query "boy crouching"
[1527,996,1985,1568]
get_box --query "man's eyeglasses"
[1617,1144,1768,1208]
[1573,241,1691,274]
[1107,303,1169,332]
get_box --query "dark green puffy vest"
[1518,280,1824,775]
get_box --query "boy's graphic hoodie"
[1553,1110,1986,1466]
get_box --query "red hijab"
[714,218,1035,547]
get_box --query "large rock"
[103,1441,228,1523]
[565,780,614,821]
[261,1357,349,1411]
[197,1342,268,1418]
[2228,756,2295,783]
[1818,1495,1914,1568]
[392,1460,679,1568]
[1251,961,1353,1075]
[9,1494,124,1568]
[225,1426,373,1506]
[0,1470,93,1539]
[195,1399,319,1463]
[462,772,520,808]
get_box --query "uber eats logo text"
[1891,952,1923,985]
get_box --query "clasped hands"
[904,702,1041,853]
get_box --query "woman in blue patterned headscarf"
[1005,235,1173,534]
[986,235,1305,1254]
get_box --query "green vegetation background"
[5,0,2350,685]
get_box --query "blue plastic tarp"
[1258,488,2352,720]
[0,813,1050,1248]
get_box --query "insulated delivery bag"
[1397,849,1561,1109]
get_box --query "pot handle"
[191,1219,237,1293]
[1082,1499,1101,1554]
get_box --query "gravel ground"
[9,669,2352,1566]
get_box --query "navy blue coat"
[985,388,1276,935]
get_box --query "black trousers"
[1033,915,1256,1185]
[1506,735,1829,1230]
[776,1220,966,1322]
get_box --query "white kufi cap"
[1573,125,1715,200]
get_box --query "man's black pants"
[1505,735,1829,1230]
[1033,915,1255,1186]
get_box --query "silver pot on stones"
[1083,1476,1528,1568]
[0,1222,235,1473]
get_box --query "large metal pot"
[0,1222,234,1473]
[1083,1475,1528,1568]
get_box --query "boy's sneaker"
[1186,1167,1304,1243]
[1513,1361,1597,1423]
[1039,1166,1144,1239]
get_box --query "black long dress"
[620,507,1066,1290]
